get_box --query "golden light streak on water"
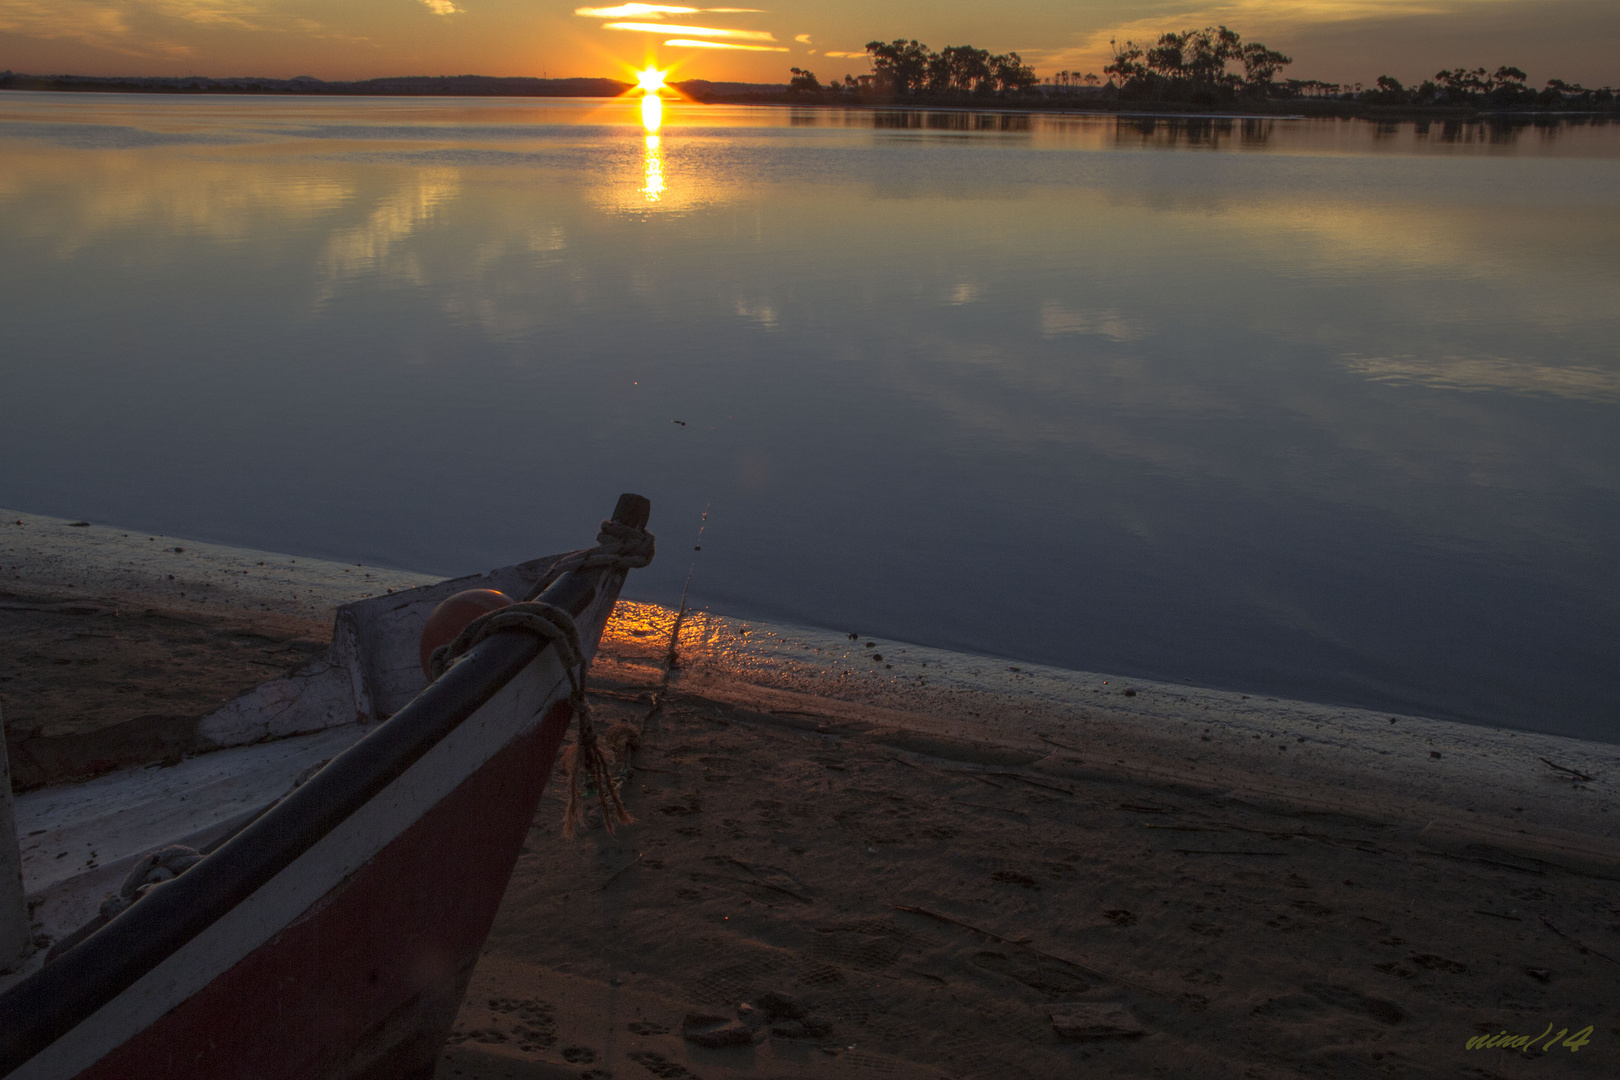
[641,133,665,202]
[638,85,666,201]
[639,91,663,133]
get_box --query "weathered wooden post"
[0,705,31,969]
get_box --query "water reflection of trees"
[1112,116,1274,149]
[1114,113,1612,151]
[785,108,1033,132]
[1424,114,1613,145]
[789,106,1611,150]
[871,111,1032,132]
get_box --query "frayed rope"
[430,601,634,838]
[426,515,653,837]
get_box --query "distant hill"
[0,72,632,97]
[671,79,789,99]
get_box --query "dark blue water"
[2,93,1616,739]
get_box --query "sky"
[0,0,1615,88]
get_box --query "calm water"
[2,93,1616,739]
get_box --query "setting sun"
[635,66,666,93]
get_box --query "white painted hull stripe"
[9,648,569,1080]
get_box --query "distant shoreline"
[4,72,1616,121]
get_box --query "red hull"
[74,702,573,1080]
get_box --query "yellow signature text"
[1465,1024,1592,1052]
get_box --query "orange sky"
[0,0,1614,88]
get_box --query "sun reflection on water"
[639,89,665,202]
[639,91,662,133]
[641,134,665,202]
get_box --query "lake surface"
[2,93,1616,739]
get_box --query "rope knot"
[100,845,204,920]
[421,523,652,837]
[579,519,655,571]
[427,600,633,839]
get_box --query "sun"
[636,66,666,93]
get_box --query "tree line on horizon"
[785,27,1617,110]
[789,40,1039,97]
[1103,26,1292,101]
[1363,68,1615,109]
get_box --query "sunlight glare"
[640,91,663,132]
[636,66,666,93]
[642,134,664,202]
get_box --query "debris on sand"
[1050,1004,1146,1041]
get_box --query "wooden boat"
[0,494,654,1079]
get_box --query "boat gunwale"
[0,566,606,1074]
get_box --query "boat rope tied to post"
[544,519,656,575]
[429,602,633,838]
[427,520,654,838]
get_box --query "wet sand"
[4,511,1618,1078]
[1,512,433,789]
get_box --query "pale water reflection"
[642,135,665,203]
[0,93,1615,739]
[640,92,662,134]
[640,89,665,203]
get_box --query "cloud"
[139,0,263,30]
[823,50,866,58]
[794,33,809,43]
[607,20,774,39]
[420,0,461,13]
[0,0,368,57]
[1082,0,1474,61]
[574,4,696,16]
[0,0,133,52]
[572,3,760,15]
[664,38,785,50]
[1024,0,1597,87]
[1018,0,1471,79]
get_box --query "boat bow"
[0,495,653,1080]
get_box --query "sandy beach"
[4,511,1618,1078]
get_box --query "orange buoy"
[419,589,513,677]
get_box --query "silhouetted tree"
[1364,75,1409,104]
[934,45,992,92]
[1240,42,1292,93]
[1104,40,1147,83]
[992,52,1039,92]
[868,39,933,94]
[1187,26,1244,89]
[788,67,821,92]
[865,39,932,94]
[1106,26,1289,101]
[860,39,1037,97]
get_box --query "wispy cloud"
[1080,0,1466,60]
[142,0,262,30]
[573,3,761,15]
[574,4,696,16]
[665,38,785,50]
[793,32,809,43]
[606,20,775,39]
[823,50,866,58]
[1012,0,1482,77]
[420,0,461,13]
[0,0,370,57]
[0,0,133,52]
